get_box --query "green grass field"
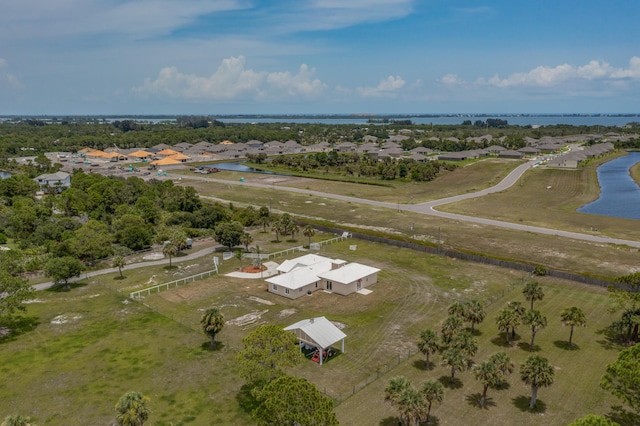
[0,239,630,425]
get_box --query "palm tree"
[441,346,468,381]
[473,360,501,407]
[523,281,545,310]
[560,306,587,347]
[240,232,253,252]
[115,391,150,426]
[162,242,178,268]
[523,309,547,350]
[464,299,486,333]
[234,249,243,270]
[200,307,225,348]
[520,355,555,409]
[302,225,315,247]
[402,386,428,426]
[416,329,439,368]
[1,415,36,426]
[112,255,126,279]
[441,315,464,345]
[496,308,520,345]
[447,301,466,319]
[384,376,411,425]
[421,380,444,424]
[506,301,527,338]
[449,330,478,359]
[271,221,282,242]
[488,351,514,383]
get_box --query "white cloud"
[476,57,640,88]
[440,74,464,86]
[133,56,263,99]
[266,64,327,97]
[272,0,414,33]
[357,75,406,97]
[0,58,22,90]
[0,0,250,41]
[610,56,640,79]
[134,56,328,100]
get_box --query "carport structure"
[284,316,346,366]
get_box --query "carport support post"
[341,338,345,354]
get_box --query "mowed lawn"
[0,239,628,425]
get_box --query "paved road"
[177,161,640,249]
[33,246,218,291]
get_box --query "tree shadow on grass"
[607,405,640,425]
[466,393,497,409]
[46,281,88,292]
[595,327,627,351]
[379,416,400,426]
[412,359,433,371]
[490,334,520,348]
[236,383,260,415]
[517,342,541,352]
[553,340,580,351]
[512,395,547,413]
[113,275,126,281]
[0,315,39,344]
[438,375,463,389]
[493,381,511,391]
[163,265,179,271]
[471,329,483,337]
[200,341,226,352]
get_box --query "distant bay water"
[578,151,640,220]
[95,115,639,127]
[218,115,638,127]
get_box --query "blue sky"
[1,0,639,115]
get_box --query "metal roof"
[284,316,346,349]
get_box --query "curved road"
[178,161,640,249]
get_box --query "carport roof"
[284,317,346,349]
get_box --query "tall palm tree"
[496,308,519,345]
[463,299,486,333]
[302,225,315,247]
[1,415,36,426]
[473,360,501,407]
[416,329,439,368]
[523,309,547,350]
[449,330,478,359]
[162,242,177,268]
[421,380,444,424]
[384,376,411,425]
[560,306,587,347]
[200,307,225,349]
[447,301,466,319]
[240,232,253,252]
[401,386,428,426]
[440,315,464,345]
[523,281,545,310]
[506,301,527,338]
[520,355,555,409]
[441,346,468,381]
[488,351,514,382]
[115,391,150,426]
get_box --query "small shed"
[284,317,346,365]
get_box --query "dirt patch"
[227,310,269,327]
[248,296,275,306]
[239,265,267,273]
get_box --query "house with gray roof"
[34,171,71,193]
[266,254,380,299]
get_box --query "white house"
[34,171,71,193]
[266,254,380,299]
